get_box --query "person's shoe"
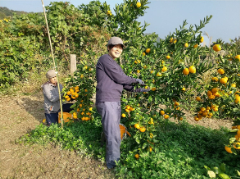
[107,164,115,169]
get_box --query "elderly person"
[95,37,149,169]
[41,70,63,126]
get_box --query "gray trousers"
[96,101,121,168]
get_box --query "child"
[42,70,63,126]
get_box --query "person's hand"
[136,79,145,85]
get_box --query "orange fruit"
[160,110,165,115]
[134,123,140,129]
[182,87,186,91]
[166,55,170,59]
[213,44,221,52]
[136,2,141,8]
[233,142,240,149]
[235,55,240,61]
[209,95,216,100]
[174,102,180,106]
[214,92,221,97]
[70,88,74,93]
[146,48,151,53]
[193,44,198,48]
[156,72,162,77]
[217,68,225,75]
[66,98,71,101]
[142,52,146,56]
[164,115,169,119]
[194,116,200,121]
[211,88,218,93]
[151,87,156,91]
[149,146,153,152]
[135,154,140,159]
[220,78,228,84]
[200,36,204,43]
[235,97,240,104]
[125,108,130,113]
[161,66,167,72]
[196,96,201,101]
[65,95,69,99]
[73,115,78,119]
[121,113,126,118]
[211,77,218,82]
[126,105,131,110]
[237,129,240,137]
[183,68,189,75]
[130,107,135,111]
[231,83,236,88]
[184,43,189,48]
[139,127,146,132]
[224,76,228,81]
[202,111,208,117]
[189,66,196,73]
[225,146,232,153]
[207,90,212,96]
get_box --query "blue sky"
[1,0,240,44]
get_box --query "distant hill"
[0,7,28,19]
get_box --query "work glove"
[140,88,150,92]
[136,79,145,85]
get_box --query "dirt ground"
[0,91,233,179]
[0,92,115,179]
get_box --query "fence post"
[70,54,77,76]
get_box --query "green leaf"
[204,165,211,171]
[219,163,226,173]
[218,173,230,179]
[122,98,128,103]
[212,167,219,174]
[142,142,148,149]
[148,96,152,103]
[135,137,140,144]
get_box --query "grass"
[17,113,240,179]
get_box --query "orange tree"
[193,39,240,155]
[62,0,220,170]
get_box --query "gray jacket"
[42,82,63,114]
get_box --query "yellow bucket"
[58,112,73,123]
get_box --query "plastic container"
[58,112,73,123]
